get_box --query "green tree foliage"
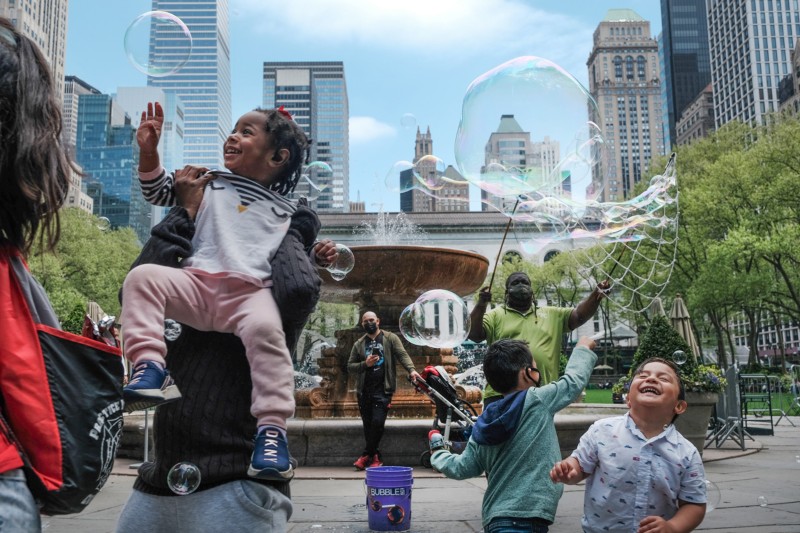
[29,208,141,332]
[630,315,695,378]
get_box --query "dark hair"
[254,108,310,196]
[633,357,685,423]
[483,339,532,394]
[0,17,71,255]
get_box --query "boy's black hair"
[483,339,533,394]
[633,357,685,423]
[254,108,311,196]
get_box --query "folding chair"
[705,365,748,450]
[739,373,775,436]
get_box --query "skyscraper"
[587,9,664,201]
[660,0,712,150]
[707,0,800,126]
[262,61,349,212]
[115,87,185,227]
[147,0,231,170]
[0,0,69,98]
[75,94,151,244]
[400,127,469,213]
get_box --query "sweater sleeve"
[347,338,366,374]
[390,333,416,373]
[430,440,484,480]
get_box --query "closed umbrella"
[670,294,701,363]
[649,297,667,319]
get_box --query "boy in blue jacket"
[430,337,597,532]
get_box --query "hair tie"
[277,106,293,121]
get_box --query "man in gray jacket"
[347,311,421,470]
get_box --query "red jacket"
[0,245,58,481]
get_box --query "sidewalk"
[44,417,800,532]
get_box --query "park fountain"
[286,212,632,466]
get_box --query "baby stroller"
[410,365,479,468]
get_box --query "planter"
[675,391,718,457]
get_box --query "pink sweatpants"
[120,263,294,428]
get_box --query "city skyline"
[65,1,663,212]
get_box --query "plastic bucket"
[364,466,413,531]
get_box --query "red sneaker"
[368,454,383,468]
[353,454,371,470]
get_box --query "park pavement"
[44,416,800,533]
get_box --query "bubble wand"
[488,198,521,291]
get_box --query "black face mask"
[363,322,378,334]
[507,285,532,304]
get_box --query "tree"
[30,208,141,332]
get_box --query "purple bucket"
[364,466,414,531]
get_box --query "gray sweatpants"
[115,480,292,532]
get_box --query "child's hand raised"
[549,457,585,485]
[137,101,164,152]
[576,336,597,351]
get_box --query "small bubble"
[167,462,201,495]
[705,479,721,512]
[757,495,768,507]
[400,113,417,129]
[164,319,182,341]
[672,350,687,365]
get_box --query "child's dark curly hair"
[254,108,311,196]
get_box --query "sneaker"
[353,454,371,471]
[248,426,294,481]
[123,361,181,413]
[368,453,383,468]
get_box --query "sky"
[65,0,662,212]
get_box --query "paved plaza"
[44,417,800,532]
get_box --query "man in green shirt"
[468,272,609,405]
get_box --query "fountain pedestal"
[295,326,483,419]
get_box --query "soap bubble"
[400,290,470,348]
[167,462,201,495]
[327,244,354,281]
[400,113,417,129]
[164,319,182,342]
[97,217,111,231]
[672,350,687,365]
[124,11,192,77]
[757,495,768,507]
[705,480,721,512]
[454,56,607,205]
[399,304,427,346]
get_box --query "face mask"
[363,322,378,334]
[507,285,532,303]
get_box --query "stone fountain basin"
[285,404,628,467]
[320,245,490,306]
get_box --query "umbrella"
[670,293,701,363]
[649,297,667,318]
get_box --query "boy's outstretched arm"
[549,456,588,485]
[430,440,484,481]
[638,501,705,533]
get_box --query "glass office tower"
[263,61,349,212]
[147,0,231,170]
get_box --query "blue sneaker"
[248,426,294,480]
[123,361,181,413]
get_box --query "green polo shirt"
[482,304,572,400]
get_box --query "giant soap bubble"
[399,290,469,349]
[455,56,608,209]
[454,56,678,312]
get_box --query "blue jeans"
[0,468,40,533]
[485,516,550,533]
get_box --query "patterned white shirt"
[572,413,707,533]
